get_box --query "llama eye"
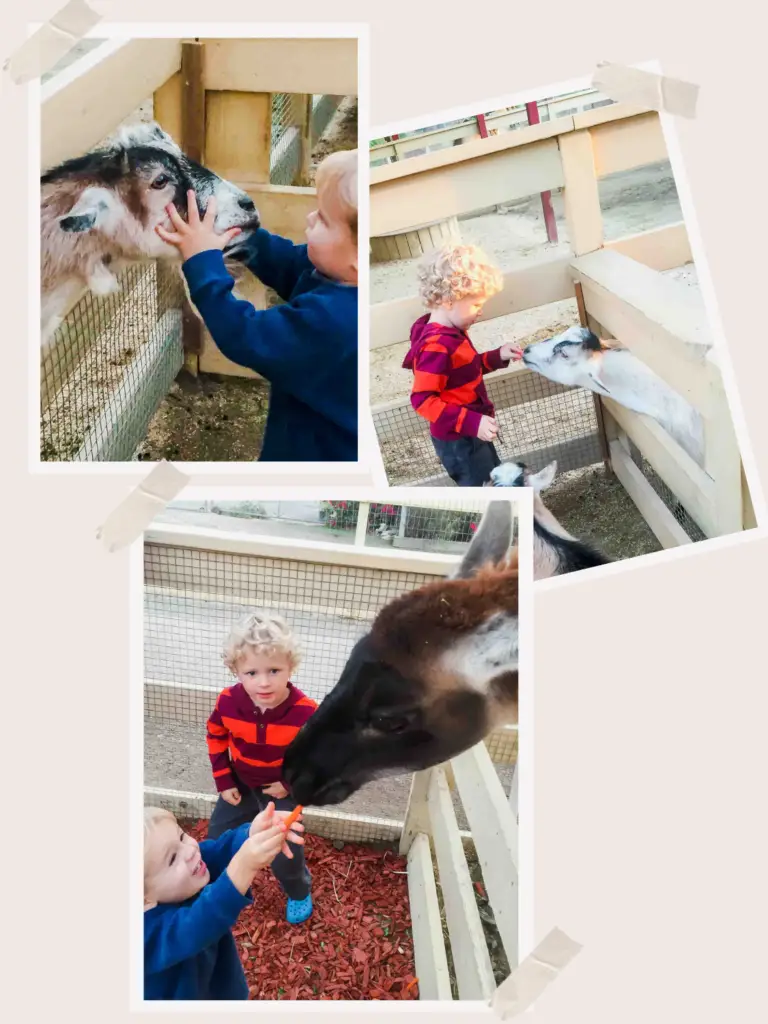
[151,174,170,190]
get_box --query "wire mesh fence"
[41,261,185,461]
[143,519,518,839]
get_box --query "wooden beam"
[572,100,653,130]
[606,221,692,271]
[371,254,575,349]
[372,137,564,237]
[179,42,207,375]
[558,129,603,255]
[702,351,744,535]
[428,768,496,1000]
[590,111,667,177]
[200,38,357,95]
[205,92,272,183]
[42,39,182,168]
[153,71,183,142]
[609,439,693,547]
[571,249,712,415]
[399,770,433,856]
[407,833,453,1000]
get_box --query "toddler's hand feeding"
[500,342,524,362]
[249,801,305,858]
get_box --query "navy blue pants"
[431,435,501,487]
[207,782,311,900]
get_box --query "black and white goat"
[489,459,612,577]
[522,326,704,466]
[40,122,260,345]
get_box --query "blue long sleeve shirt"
[144,823,251,1001]
[182,229,358,463]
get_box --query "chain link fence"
[270,93,344,185]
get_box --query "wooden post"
[575,281,612,474]
[179,40,206,376]
[354,501,371,547]
[558,128,603,256]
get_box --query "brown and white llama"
[282,501,519,806]
[41,122,261,345]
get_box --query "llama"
[282,501,519,806]
[489,459,612,576]
[40,122,261,346]
[522,326,705,466]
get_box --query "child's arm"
[144,869,251,974]
[229,227,313,302]
[206,698,236,794]
[410,341,483,437]
[480,343,523,374]
[183,251,356,419]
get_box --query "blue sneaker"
[286,894,313,924]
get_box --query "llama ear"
[451,500,512,579]
[58,187,117,234]
[528,461,557,491]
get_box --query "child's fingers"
[186,190,201,226]
[203,194,218,225]
[165,202,187,232]
[155,224,182,244]
[220,226,242,247]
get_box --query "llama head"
[282,502,519,806]
[489,459,557,490]
[523,326,614,397]
[41,122,260,261]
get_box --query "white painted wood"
[407,833,453,1000]
[451,744,520,967]
[400,771,433,855]
[354,502,371,547]
[609,440,693,547]
[703,352,744,535]
[428,768,496,1000]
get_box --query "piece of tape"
[593,62,699,119]
[97,462,189,553]
[3,0,103,85]
[490,927,582,1018]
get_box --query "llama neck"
[599,350,703,464]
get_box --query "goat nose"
[238,195,256,211]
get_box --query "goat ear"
[58,187,116,234]
[451,500,512,579]
[528,461,557,491]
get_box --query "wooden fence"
[370,103,755,546]
[40,36,357,458]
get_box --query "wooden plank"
[153,71,183,142]
[451,744,519,967]
[205,92,271,183]
[372,138,565,237]
[428,768,496,1000]
[609,440,693,547]
[400,771,433,856]
[558,129,603,255]
[591,111,668,177]
[372,118,572,186]
[179,42,207,375]
[606,222,692,271]
[371,254,575,348]
[702,351,744,535]
[235,183,316,242]
[42,39,182,169]
[572,100,653,130]
[407,834,453,1000]
[571,250,713,414]
[603,397,718,537]
[200,38,357,95]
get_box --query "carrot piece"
[283,804,304,829]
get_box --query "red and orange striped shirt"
[402,315,510,440]
[206,682,318,792]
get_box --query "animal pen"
[143,496,521,1000]
[40,37,357,461]
[370,102,757,550]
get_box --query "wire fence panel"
[41,261,185,461]
[270,93,305,185]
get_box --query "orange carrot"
[283,804,304,829]
[406,978,419,993]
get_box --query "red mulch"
[185,819,419,1001]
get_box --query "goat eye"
[151,174,170,190]
[370,714,409,734]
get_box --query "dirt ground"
[371,161,700,560]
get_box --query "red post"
[525,101,558,244]
[476,113,489,138]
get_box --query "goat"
[489,459,611,577]
[282,501,519,806]
[522,326,704,466]
[40,122,261,346]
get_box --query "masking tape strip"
[97,461,189,552]
[593,62,699,119]
[3,0,103,85]
[490,927,582,1018]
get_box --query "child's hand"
[155,190,242,261]
[500,342,524,362]
[249,801,305,857]
[221,787,241,806]
[262,781,288,799]
[477,415,499,442]
[226,823,288,894]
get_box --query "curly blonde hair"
[222,610,300,675]
[417,243,503,309]
[316,149,358,240]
